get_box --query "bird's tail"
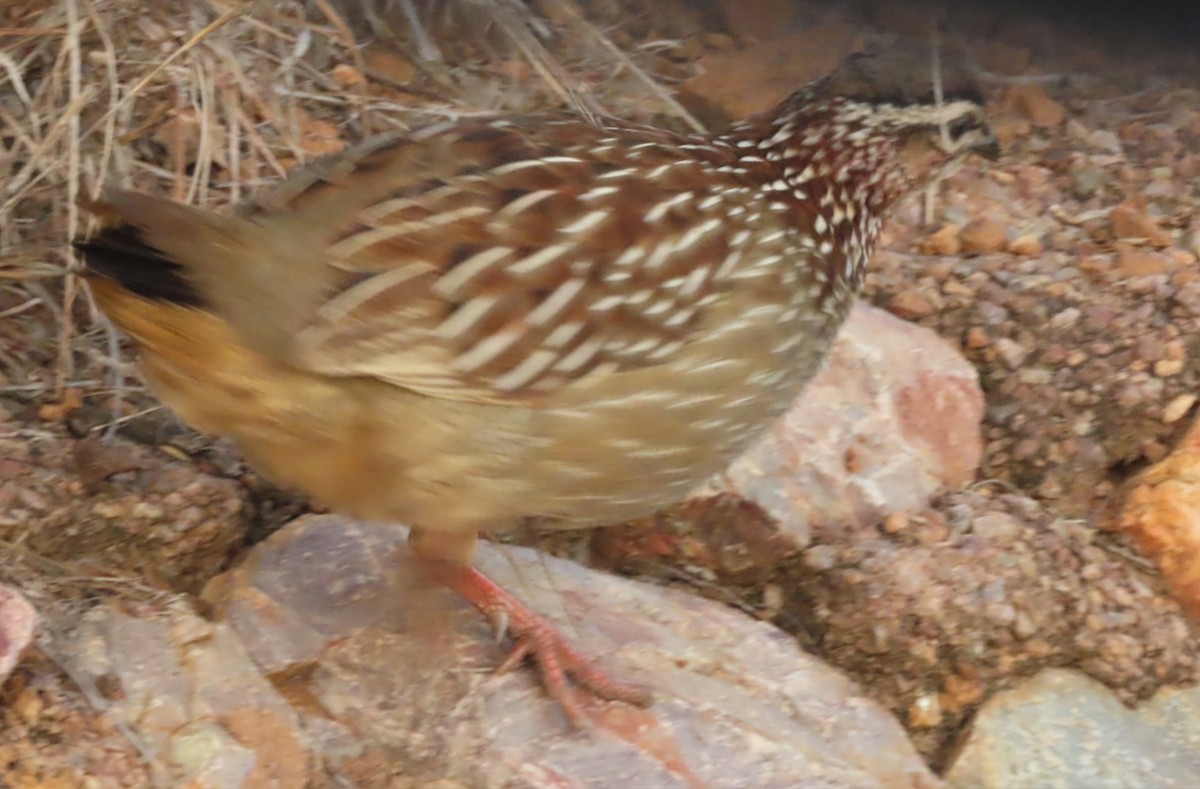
[75,189,249,307]
[74,192,274,436]
[75,219,204,307]
[76,189,331,360]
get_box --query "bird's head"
[811,43,1000,182]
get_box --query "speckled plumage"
[79,44,997,725]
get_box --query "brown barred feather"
[77,43,997,724]
[78,43,997,545]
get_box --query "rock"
[1115,415,1200,618]
[959,218,1007,255]
[1163,395,1197,424]
[945,669,1200,789]
[198,515,939,789]
[1169,248,1197,266]
[991,337,1029,370]
[0,630,157,784]
[51,515,943,788]
[1005,84,1066,128]
[1110,201,1173,248]
[0,433,249,594]
[889,289,936,319]
[1116,250,1170,277]
[1005,234,1042,256]
[1155,358,1185,378]
[964,326,990,350]
[0,584,36,685]
[920,224,962,256]
[62,601,311,789]
[1087,129,1124,154]
[1068,160,1106,199]
[1048,307,1081,331]
[705,302,983,549]
[797,488,1199,763]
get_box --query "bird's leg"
[409,529,652,729]
[443,564,653,725]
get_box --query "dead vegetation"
[0,0,709,602]
[0,3,716,783]
[4,0,1200,784]
[0,0,700,410]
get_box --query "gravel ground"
[1,0,1198,783]
[789,488,1197,767]
[0,650,154,789]
[865,84,1200,518]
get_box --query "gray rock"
[946,668,1200,789]
[65,600,311,789]
[217,514,942,788]
[59,513,941,789]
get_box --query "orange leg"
[441,564,652,727]
[410,529,651,728]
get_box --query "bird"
[76,43,998,728]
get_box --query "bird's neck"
[722,97,918,293]
[749,96,919,214]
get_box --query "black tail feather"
[76,225,203,307]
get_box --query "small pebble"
[960,218,1008,255]
[1153,359,1184,378]
[908,693,943,728]
[1007,234,1043,256]
[1162,394,1197,424]
[965,326,990,349]
[994,338,1030,370]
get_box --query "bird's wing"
[284,117,750,405]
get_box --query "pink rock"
[57,513,942,787]
[204,515,942,789]
[707,302,984,547]
[0,583,36,684]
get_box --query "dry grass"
[0,0,700,663]
[0,0,698,415]
[0,8,697,771]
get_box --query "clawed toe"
[442,564,651,729]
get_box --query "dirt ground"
[1,0,1198,785]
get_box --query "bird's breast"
[514,285,851,527]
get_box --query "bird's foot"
[440,564,652,729]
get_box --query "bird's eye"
[946,116,977,141]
